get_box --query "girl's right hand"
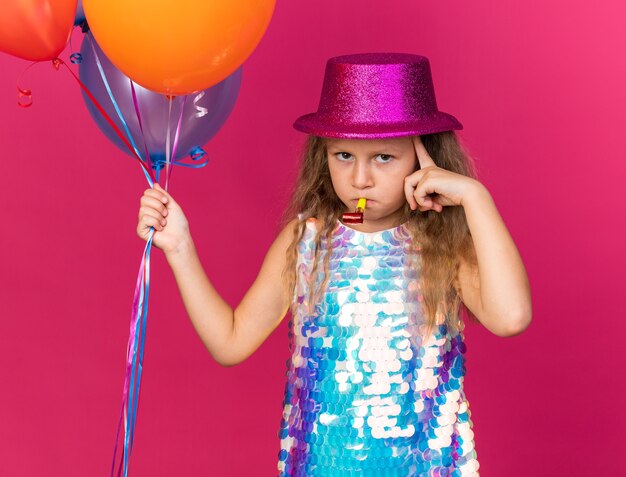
[137,183,191,255]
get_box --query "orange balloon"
[83,0,276,95]
[0,0,77,61]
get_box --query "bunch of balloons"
[0,1,276,476]
[0,0,274,176]
[78,34,243,180]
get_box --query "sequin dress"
[277,218,480,477]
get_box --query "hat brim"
[293,111,462,139]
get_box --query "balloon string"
[58,54,156,476]
[128,82,203,178]
[122,235,148,477]
[86,33,146,169]
[52,57,156,185]
[130,80,154,174]
[122,253,144,477]
[166,95,187,190]
[163,98,172,187]
[110,229,154,477]
[128,232,153,458]
[113,99,186,475]
[109,90,189,477]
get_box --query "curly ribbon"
[190,146,207,161]
[193,91,208,118]
[69,26,82,64]
[70,52,83,64]
[15,61,40,108]
[17,86,33,108]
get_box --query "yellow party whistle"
[342,198,367,224]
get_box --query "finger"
[417,201,441,213]
[415,193,440,211]
[141,184,170,205]
[427,196,443,212]
[143,188,169,206]
[139,196,169,217]
[153,183,174,204]
[412,173,439,209]
[138,215,166,236]
[404,175,420,210]
[413,136,437,170]
[419,193,444,213]
[139,206,168,225]
[429,194,443,212]
[415,193,434,209]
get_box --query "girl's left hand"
[404,136,481,213]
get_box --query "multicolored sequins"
[277,218,480,476]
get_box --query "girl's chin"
[371,207,407,221]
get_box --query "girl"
[137,53,531,476]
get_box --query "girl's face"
[326,136,418,232]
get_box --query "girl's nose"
[351,160,374,189]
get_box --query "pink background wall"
[1,1,624,475]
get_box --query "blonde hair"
[280,131,480,338]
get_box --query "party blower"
[342,198,367,224]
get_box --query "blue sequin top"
[277,217,480,477]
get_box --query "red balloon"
[0,0,77,61]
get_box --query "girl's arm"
[165,222,294,366]
[138,184,293,366]
[408,136,532,338]
[456,183,532,337]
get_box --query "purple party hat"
[293,52,462,139]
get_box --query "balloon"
[0,0,77,61]
[78,35,242,165]
[82,0,274,95]
[74,0,86,26]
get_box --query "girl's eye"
[336,152,353,161]
[375,154,393,163]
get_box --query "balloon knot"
[150,156,166,171]
[52,58,63,70]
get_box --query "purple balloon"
[78,34,242,165]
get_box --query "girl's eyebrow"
[325,143,345,151]
[327,143,402,153]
